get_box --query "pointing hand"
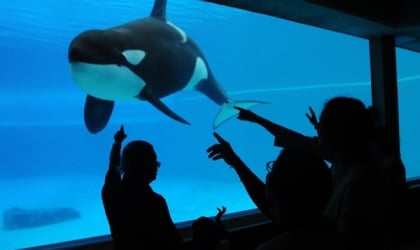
[114,125,127,143]
[206,132,240,166]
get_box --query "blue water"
[1,0,420,249]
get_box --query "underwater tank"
[1,0,420,249]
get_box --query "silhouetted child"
[102,125,185,250]
[192,206,230,250]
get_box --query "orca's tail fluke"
[213,100,268,129]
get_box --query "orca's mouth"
[68,42,110,64]
[68,45,84,63]
[68,37,99,63]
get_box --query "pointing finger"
[234,106,245,111]
[213,132,226,144]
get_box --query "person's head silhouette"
[192,216,224,250]
[317,96,375,161]
[121,140,160,183]
[265,147,332,226]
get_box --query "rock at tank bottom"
[3,206,81,230]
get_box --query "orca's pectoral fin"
[138,88,190,125]
[214,100,268,129]
[84,95,114,134]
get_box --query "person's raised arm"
[108,125,127,174]
[206,132,269,215]
[215,206,229,239]
[235,106,318,150]
[235,106,288,137]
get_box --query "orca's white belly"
[70,62,146,101]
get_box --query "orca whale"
[68,0,265,133]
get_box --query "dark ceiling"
[203,0,420,53]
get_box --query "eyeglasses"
[266,160,275,172]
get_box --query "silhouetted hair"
[192,216,224,250]
[318,96,377,159]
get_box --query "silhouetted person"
[315,96,406,250]
[192,206,230,250]
[206,133,333,249]
[101,125,185,250]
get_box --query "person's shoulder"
[150,189,169,203]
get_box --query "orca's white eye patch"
[122,50,146,65]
